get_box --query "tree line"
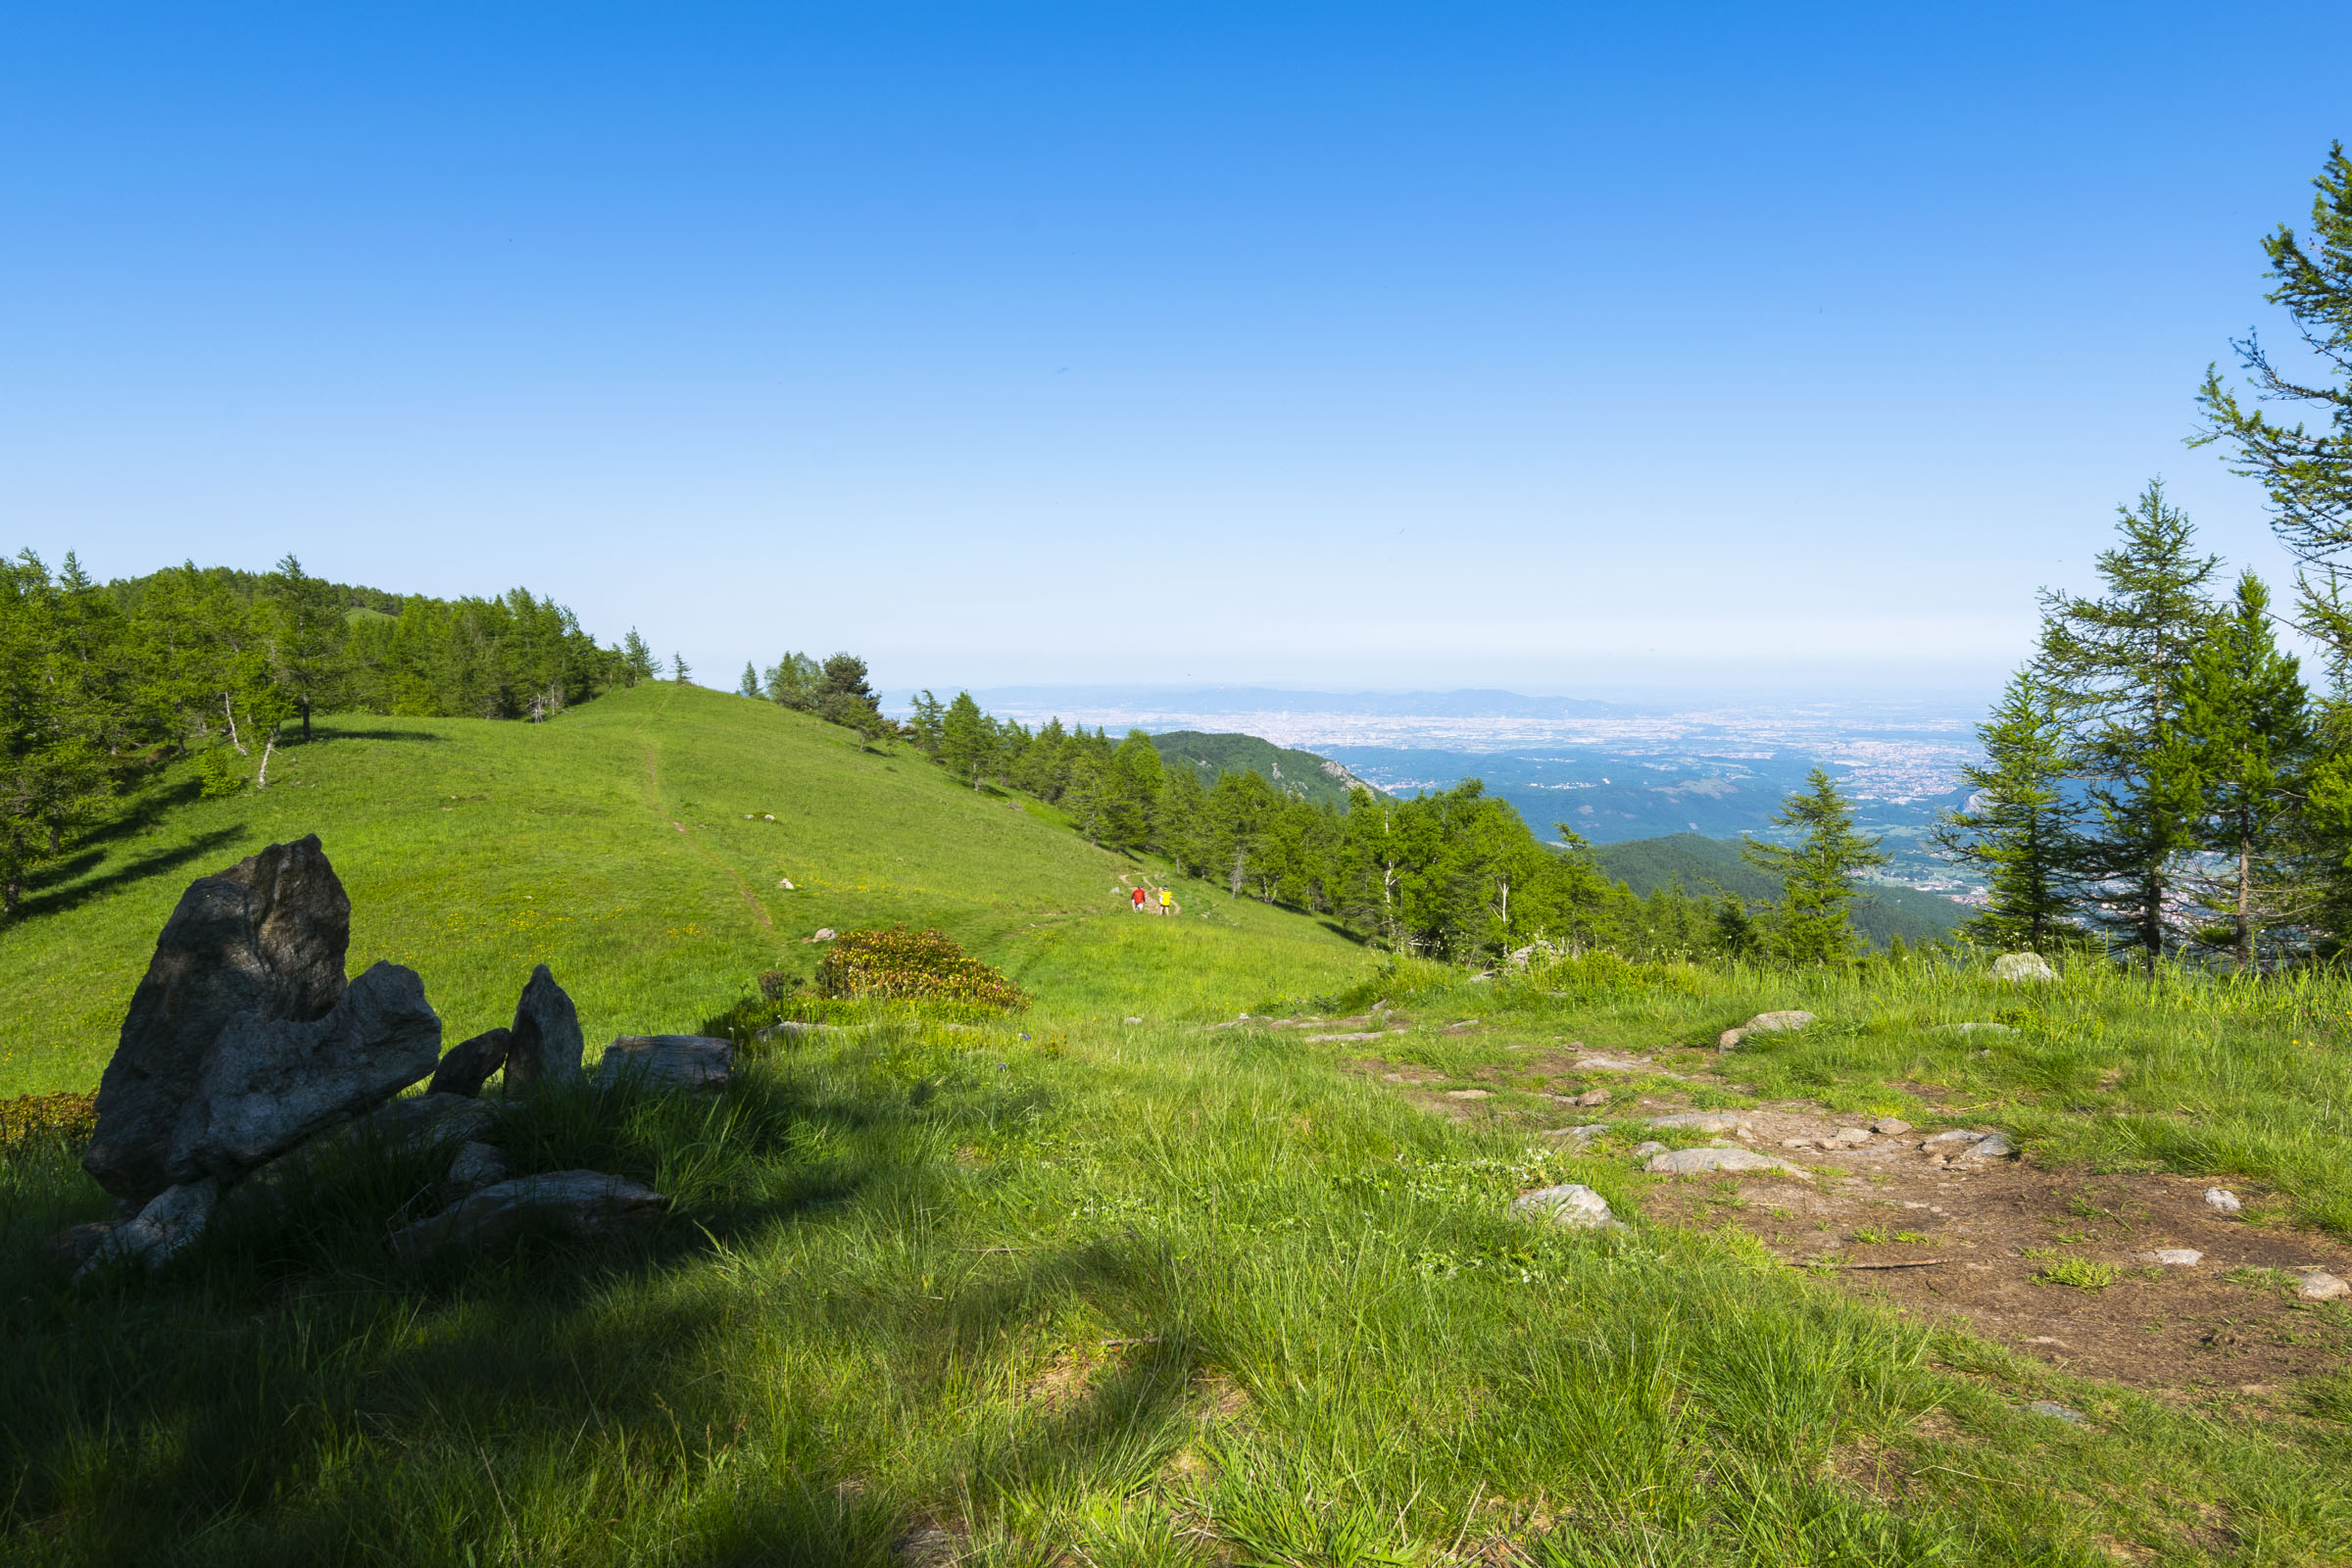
[0,552,634,913]
[1940,145,2352,970]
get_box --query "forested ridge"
[0,551,648,912]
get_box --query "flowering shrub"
[817,926,1027,1011]
[0,1091,97,1155]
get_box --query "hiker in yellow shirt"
[1158,887,1175,917]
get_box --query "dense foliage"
[0,551,627,914]
[815,926,1028,1010]
[0,1091,95,1155]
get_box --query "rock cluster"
[59,836,711,1281]
[1717,1010,1814,1050]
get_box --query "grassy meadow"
[4,692,2352,1564]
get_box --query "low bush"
[0,1091,97,1156]
[815,926,1027,1010]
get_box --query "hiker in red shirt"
[1131,886,1147,912]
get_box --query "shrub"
[0,1091,97,1155]
[198,746,245,798]
[816,926,1027,1010]
[757,969,794,1002]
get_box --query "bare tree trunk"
[2236,833,2253,971]
[222,695,248,756]
[257,734,276,790]
[300,699,312,744]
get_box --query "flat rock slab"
[596,1035,734,1092]
[388,1170,668,1266]
[1648,1111,1749,1134]
[1646,1147,1810,1177]
[1511,1183,1621,1230]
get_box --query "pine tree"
[1741,767,1888,965]
[2035,480,2221,969]
[620,630,661,686]
[907,691,946,754]
[1101,730,1164,852]
[763,652,819,710]
[938,692,990,788]
[2177,571,2314,967]
[737,662,760,699]
[671,653,692,685]
[263,555,347,742]
[1933,669,2082,953]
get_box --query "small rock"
[1570,1088,1611,1107]
[2028,1399,2085,1424]
[2299,1270,2350,1301]
[1831,1127,1874,1146]
[1958,1132,2015,1161]
[388,1170,669,1267]
[427,1027,512,1098]
[595,1035,734,1092]
[807,927,838,943]
[1572,1122,1611,1138]
[2136,1249,2202,1266]
[1921,1129,1989,1148]
[444,1140,511,1196]
[504,965,584,1089]
[1871,1116,1913,1136]
[776,877,796,889]
[1781,1137,1818,1149]
[1510,1183,1621,1230]
[1123,1016,1144,1024]
[1644,1148,1810,1177]
[1648,1111,1747,1134]
[1991,952,2056,983]
[2204,1188,2242,1214]
[1574,1055,1648,1072]
[1446,1089,1491,1101]
[1718,1010,1815,1050]
[1633,1141,1669,1156]
[77,1179,219,1280]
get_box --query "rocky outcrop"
[84,836,440,1206]
[595,1035,733,1092]
[503,966,583,1088]
[1644,1147,1810,1177]
[1991,952,2056,983]
[427,1027,511,1098]
[1717,1010,1814,1050]
[1510,1183,1623,1230]
[388,1170,667,1267]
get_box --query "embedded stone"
[503,965,584,1089]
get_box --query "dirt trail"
[1352,1057,2352,1405]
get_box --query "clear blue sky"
[4,4,2346,701]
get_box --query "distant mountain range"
[969,686,1644,719]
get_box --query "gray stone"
[1644,1148,1810,1177]
[1992,952,2056,983]
[387,1170,668,1266]
[1510,1183,1620,1230]
[1718,1009,1814,1050]
[1921,1129,1989,1148]
[595,1035,734,1092]
[86,835,363,1204]
[77,1179,219,1280]
[444,1140,511,1197]
[2204,1188,2242,1214]
[1831,1127,1875,1146]
[1871,1116,1914,1136]
[357,1092,494,1152]
[1957,1132,2015,1161]
[1648,1111,1748,1133]
[2137,1249,2202,1266]
[2299,1270,2350,1301]
[1569,1088,1611,1107]
[427,1027,511,1098]
[1633,1140,1669,1156]
[503,965,583,1089]
[160,963,442,1189]
[2027,1399,2085,1424]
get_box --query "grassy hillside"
[1594,830,1967,948]
[0,684,1374,1096]
[1149,729,1379,808]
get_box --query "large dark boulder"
[427,1027,512,1098]
[503,965,583,1088]
[83,836,441,1205]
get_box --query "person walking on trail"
[1130,886,1147,913]
[1158,887,1174,917]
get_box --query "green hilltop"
[1147,728,1382,808]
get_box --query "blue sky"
[3,4,2347,701]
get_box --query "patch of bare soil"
[1621,1100,2352,1399]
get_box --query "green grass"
[0,684,1372,1096]
[10,695,2352,1561]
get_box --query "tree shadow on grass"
[0,1048,1191,1565]
[308,726,446,744]
[15,826,246,922]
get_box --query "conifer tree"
[621,630,661,686]
[263,556,345,742]
[938,692,990,787]
[2035,480,2221,969]
[671,653,691,685]
[1101,730,1164,852]
[906,691,946,754]
[2177,571,2314,967]
[1741,767,1887,964]
[737,662,760,699]
[1933,669,2082,953]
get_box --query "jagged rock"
[1511,1183,1623,1230]
[2205,1188,2242,1214]
[428,1027,511,1097]
[85,835,375,1204]
[595,1035,733,1092]
[388,1169,667,1266]
[1992,952,2056,983]
[1717,1010,1815,1050]
[1645,1147,1810,1177]
[156,964,441,1190]
[443,1140,511,1197]
[77,1179,219,1280]
[504,965,583,1089]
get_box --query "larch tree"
[1740,767,1887,965]
[1932,668,2083,954]
[2034,480,2220,970]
